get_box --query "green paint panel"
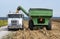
[29,8,53,16]
[29,8,53,26]
[32,17,50,25]
[17,6,28,16]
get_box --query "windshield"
[8,14,22,18]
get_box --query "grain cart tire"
[40,26,43,29]
[46,22,51,30]
[29,19,34,30]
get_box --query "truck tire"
[20,25,24,30]
[46,22,51,30]
[8,29,10,31]
[8,28,11,31]
[29,19,34,30]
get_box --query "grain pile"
[3,20,60,39]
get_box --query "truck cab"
[8,13,23,30]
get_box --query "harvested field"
[3,20,60,39]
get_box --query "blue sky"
[0,0,60,17]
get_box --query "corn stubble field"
[3,20,60,39]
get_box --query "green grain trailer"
[16,6,53,30]
[29,8,53,30]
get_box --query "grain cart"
[29,8,53,30]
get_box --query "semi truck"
[7,6,28,30]
[8,13,24,30]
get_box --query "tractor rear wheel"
[46,22,51,30]
[29,19,34,30]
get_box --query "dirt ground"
[4,20,60,39]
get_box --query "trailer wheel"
[46,22,51,30]
[29,19,34,30]
[40,26,43,29]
